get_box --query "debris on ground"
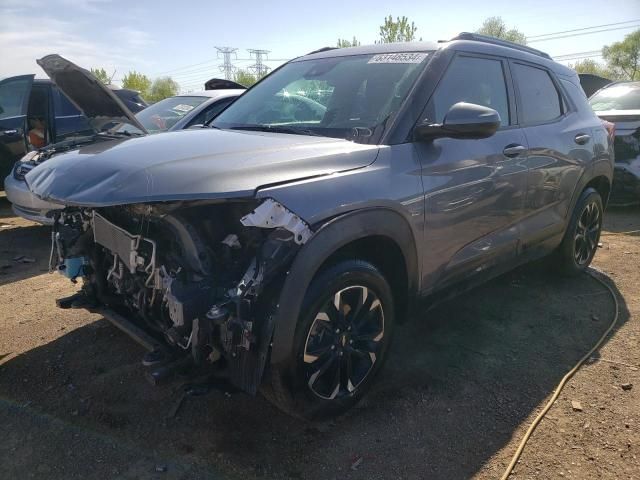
[155,465,167,473]
[350,456,363,471]
[620,383,633,391]
[571,401,583,412]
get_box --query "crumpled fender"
[269,207,419,365]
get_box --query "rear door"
[511,61,596,251]
[0,75,34,179]
[415,53,529,291]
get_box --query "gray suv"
[25,34,614,419]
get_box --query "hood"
[25,128,379,207]
[37,54,147,134]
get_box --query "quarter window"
[512,64,562,124]
[427,56,510,126]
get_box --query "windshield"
[133,96,209,133]
[212,52,431,142]
[590,84,640,111]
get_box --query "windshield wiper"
[229,125,326,137]
[102,130,144,137]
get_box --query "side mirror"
[414,102,501,141]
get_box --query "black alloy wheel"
[574,200,601,266]
[555,187,603,275]
[303,285,385,400]
[262,259,394,419]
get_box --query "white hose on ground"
[500,267,620,480]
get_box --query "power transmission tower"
[247,49,271,78]
[215,46,238,80]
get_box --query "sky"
[0,0,638,92]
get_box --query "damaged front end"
[50,198,311,394]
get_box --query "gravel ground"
[0,199,638,480]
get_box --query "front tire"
[263,259,395,419]
[555,187,603,275]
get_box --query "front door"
[415,54,529,292]
[0,75,34,180]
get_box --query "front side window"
[0,78,31,120]
[189,97,235,127]
[589,83,640,111]
[212,52,431,143]
[512,63,562,124]
[425,55,510,126]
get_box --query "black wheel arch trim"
[269,207,419,365]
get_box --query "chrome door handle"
[1,129,19,136]
[574,133,591,145]
[503,144,527,157]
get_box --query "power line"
[153,58,218,76]
[528,24,640,43]
[526,19,640,39]
[558,54,603,62]
[554,50,602,59]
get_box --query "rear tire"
[555,188,603,276]
[262,259,394,420]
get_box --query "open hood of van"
[37,54,148,134]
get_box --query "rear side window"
[512,63,562,124]
[426,55,510,126]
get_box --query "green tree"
[476,16,527,45]
[377,15,418,43]
[234,70,258,87]
[337,37,361,48]
[122,71,152,99]
[147,77,179,103]
[568,58,615,79]
[602,29,640,80]
[90,67,110,84]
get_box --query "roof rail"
[450,32,552,60]
[306,46,338,56]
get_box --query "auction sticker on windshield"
[173,104,195,113]
[368,53,429,64]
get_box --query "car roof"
[598,81,640,89]
[297,36,575,77]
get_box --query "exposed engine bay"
[49,198,312,393]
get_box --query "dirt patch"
[0,199,638,479]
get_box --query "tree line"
[90,15,639,101]
[90,68,179,103]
